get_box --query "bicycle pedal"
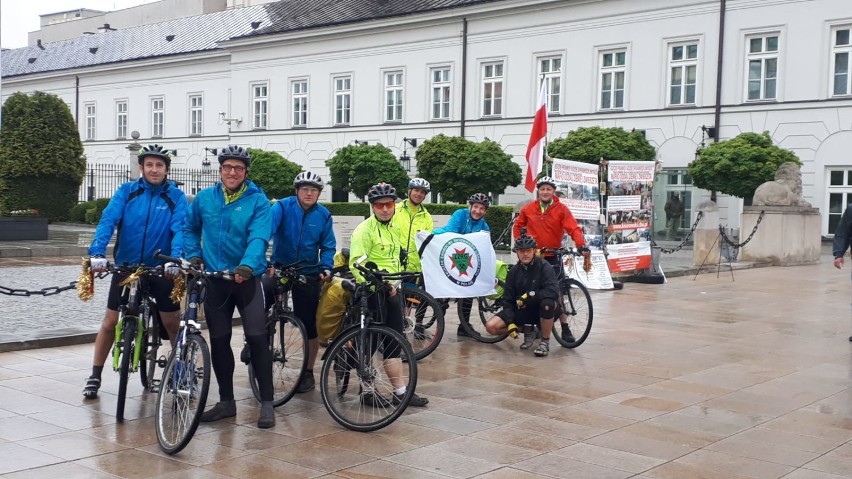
[156,356,168,367]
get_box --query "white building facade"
[2,0,852,235]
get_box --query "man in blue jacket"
[84,144,187,399]
[268,171,336,393]
[434,193,491,337]
[184,145,276,428]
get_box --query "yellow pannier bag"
[316,277,351,341]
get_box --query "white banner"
[567,251,614,290]
[416,231,497,299]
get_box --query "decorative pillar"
[692,200,720,266]
[126,131,142,180]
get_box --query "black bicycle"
[459,247,593,348]
[400,275,445,360]
[319,257,418,432]
[244,262,308,407]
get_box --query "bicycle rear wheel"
[249,313,307,406]
[401,288,444,360]
[458,296,509,344]
[116,318,136,422]
[320,325,417,432]
[155,333,210,455]
[139,308,161,392]
[552,278,593,348]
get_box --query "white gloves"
[90,256,109,272]
[164,262,181,278]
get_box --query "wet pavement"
[0,226,850,477]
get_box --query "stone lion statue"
[752,162,811,207]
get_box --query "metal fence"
[79,164,220,201]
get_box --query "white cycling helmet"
[536,176,557,189]
[408,177,431,192]
[293,171,324,190]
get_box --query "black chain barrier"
[719,210,765,249]
[0,281,78,297]
[653,211,704,254]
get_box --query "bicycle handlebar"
[153,251,233,280]
[539,247,589,257]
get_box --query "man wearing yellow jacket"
[392,178,433,274]
[349,182,428,408]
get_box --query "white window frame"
[151,97,164,138]
[333,74,352,126]
[598,47,627,111]
[537,55,562,114]
[251,82,269,130]
[115,100,128,139]
[383,70,404,123]
[667,40,699,106]
[291,78,308,128]
[744,32,780,101]
[188,94,203,136]
[430,66,451,121]
[84,102,96,140]
[831,25,852,97]
[480,60,504,118]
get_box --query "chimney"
[36,39,45,50]
[97,23,116,34]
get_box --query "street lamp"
[202,147,216,168]
[353,139,368,146]
[400,137,417,172]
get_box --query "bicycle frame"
[111,268,155,373]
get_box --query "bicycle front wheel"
[458,296,509,344]
[320,325,417,432]
[139,309,161,392]
[116,318,136,422]
[156,334,211,455]
[249,313,307,407]
[552,278,593,348]
[401,288,444,360]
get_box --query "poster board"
[605,161,655,273]
[552,158,603,250]
[566,251,614,290]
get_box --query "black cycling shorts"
[106,273,180,312]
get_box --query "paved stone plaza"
[0,243,850,477]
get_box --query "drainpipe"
[75,75,80,125]
[460,18,468,138]
[712,0,725,142]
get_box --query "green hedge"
[69,198,110,224]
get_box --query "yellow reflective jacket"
[349,215,403,283]
[392,200,433,272]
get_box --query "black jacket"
[833,205,852,258]
[500,256,560,315]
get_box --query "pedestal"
[740,206,820,265]
[692,200,720,266]
[0,217,48,241]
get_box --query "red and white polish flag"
[524,82,548,193]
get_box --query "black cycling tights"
[204,276,273,402]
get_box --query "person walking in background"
[832,204,852,342]
[664,193,684,240]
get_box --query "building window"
[384,71,403,123]
[116,100,127,139]
[669,42,698,106]
[539,56,561,113]
[746,34,779,101]
[189,95,202,136]
[85,103,96,140]
[599,49,626,110]
[334,75,352,126]
[430,67,451,121]
[292,80,308,127]
[481,61,504,117]
[252,82,268,129]
[827,169,852,234]
[151,97,164,138]
[832,26,851,96]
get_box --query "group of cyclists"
[81,142,590,429]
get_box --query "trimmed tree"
[547,126,656,164]
[687,131,801,199]
[0,91,86,221]
[416,134,521,202]
[326,144,410,201]
[247,148,302,199]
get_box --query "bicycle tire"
[458,296,509,344]
[155,334,211,455]
[320,324,417,432]
[401,288,444,360]
[249,313,308,407]
[139,308,160,392]
[116,318,136,422]
[552,278,593,348]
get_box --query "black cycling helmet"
[138,144,172,167]
[218,145,251,167]
[366,182,397,203]
[468,193,491,207]
[536,175,557,189]
[513,227,537,251]
[293,171,324,190]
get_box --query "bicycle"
[100,264,166,422]
[459,247,593,348]
[400,274,445,360]
[151,252,219,455]
[243,262,308,407]
[319,257,418,432]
